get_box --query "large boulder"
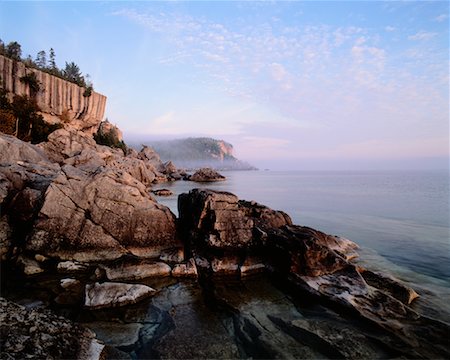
[26,165,179,262]
[178,189,291,252]
[178,190,254,251]
[84,282,156,309]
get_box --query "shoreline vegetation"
[0,48,449,359]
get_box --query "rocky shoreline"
[1,128,449,359]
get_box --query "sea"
[154,170,450,309]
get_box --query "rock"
[264,225,351,277]
[137,145,164,170]
[102,261,172,281]
[160,247,184,263]
[60,278,82,290]
[240,256,266,277]
[162,160,177,174]
[179,189,254,250]
[211,256,240,275]
[84,282,156,309]
[185,167,226,182]
[83,322,142,348]
[0,216,12,260]
[57,261,89,273]
[26,165,178,262]
[34,254,48,262]
[0,133,50,165]
[172,258,198,278]
[358,267,419,305]
[17,255,44,275]
[0,297,103,360]
[152,188,173,196]
[97,120,123,142]
[238,199,292,230]
[0,54,106,135]
[40,128,98,164]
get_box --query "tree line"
[0,39,93,94]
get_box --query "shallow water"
[155,170,450,289]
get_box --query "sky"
[1,1,449,170]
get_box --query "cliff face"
[0,55,107,134]
[136,137,257,170]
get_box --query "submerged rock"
[152,188,174,196]
[84,282,156,309]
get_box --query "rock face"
[0,55,107,134]
[178,189,291,252]
[27,165,178,261]
[185,168,226,182]
[0,297,104,360]
[0,132,179,263]
[84,282,156,309]
[177,189,450,359]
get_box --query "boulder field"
[0,131,449,359]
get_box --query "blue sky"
[1,1,449,170]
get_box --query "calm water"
[155,170,450,290]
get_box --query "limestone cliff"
[0,55,106,134]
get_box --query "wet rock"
[83,322,143,348]
[17,255,44,275]
[240,256,266,277]
[264,225,351,277]
[185,168,226,182]
[56,279,84,305]
[57,260,89,273]
[358,267,419,305]
[0,297,104,360]
[172,258,198,278]
[85,282,156,309]
[102,261,172,281]
[152,188,173,196]
[211,256,240,276]
[159,247,184,263]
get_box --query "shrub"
[94,127,127,154]
[0,109,16,135]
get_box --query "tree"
[0,39,5,56]
[5,41,22,60]
[35,50,47,68]
[63,61,85,86]
[49,48,56,70]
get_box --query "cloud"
[408,31,437,41]
[112,6,448,165]
[434,14,449,22]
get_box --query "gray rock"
[102,261,172,281]
[84,282,156,309]
[0,297,104,359]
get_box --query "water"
[155,170,450,290]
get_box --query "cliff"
[138,137,257,170]
[0,55,107,134]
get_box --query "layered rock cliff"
[0,55,107,134]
